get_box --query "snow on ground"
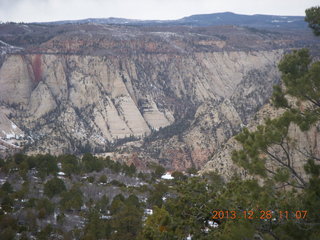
[161,172,174,180]
[0,40,23,55]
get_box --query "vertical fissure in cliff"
[32,54,42,83]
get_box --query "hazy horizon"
[0,0,318,23]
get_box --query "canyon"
[0,19,319,171]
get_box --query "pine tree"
[305,6,320,36]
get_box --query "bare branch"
[295,146,320,161]
[263,149,306,188]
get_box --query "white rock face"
[0,55,33,105]
[29,82,57,119]
[0,111,24,139]
[0,50,283,156]
[143,99,172,130]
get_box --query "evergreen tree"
[44,177,66,198]
[230,6,320,238]
[59,154,80,176]
[141,206,175,240]
[60,185,83,211]
[305,6,320,36]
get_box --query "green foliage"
[305,6,320,36]
[82,153,104,173]
[83,210,110,240]
[1,194,14,212]
[277,49,320,106]
[186,167,198,175]
[202,171,225,191]
[59,154,80,176]
[0,215,17,240]
[44,177,66,198]
[60,185,83,211]
[271,85,288,108]
[110,194,125,215]
[109,180,126,187]
[141,206,174,240]
[99,175,108,184]
[111,205,143,240]
[303,162,320,231]
[0,158,4,167]
[171,171,187,181]
[34,154,59,178]
[104,157,122,173]
[219,220,255,240]
[304,159,320,177]
[122,163,137,176]
[95,195,109,213]
[218,178,276,212]
[273,167,290,183]
[37,224,53,240]
[110,195,143,240]
[272,49,320,130]
[126,194,140,208]
[163,177,216,239]
[13,180,29,199]
[13,153,26,165]
[57,213,65,225]
[147,182,168,208]
[1,181,13,194]
[37,198,55,218]
[87,176,95,183]
[228,9,320,238]
[84,193,143,240]
[0,226,15,240]
[234,8,320,189]
[278,49,311,87]
[150,164,165,179]
[232,111,307,188]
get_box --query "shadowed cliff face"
[0,23,318,169]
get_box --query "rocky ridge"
[0,22,319,170]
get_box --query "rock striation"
[0,23,319,169]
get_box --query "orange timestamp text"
[211,210,308,220]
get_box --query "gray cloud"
[0,0,319,23]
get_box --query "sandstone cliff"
[0,23,319,169]
[200,103,320,181]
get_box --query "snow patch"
[161,172,174,180]
[6,133,15,139]
[144,209,153,215]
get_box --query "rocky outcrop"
[200,104,320,181]
[0,50,281,157]
[0,109,25,158]
[0,110,24,140]
[0,23,319,169]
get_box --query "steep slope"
[0,50,281,155]
[200,102,320,181]
[0,23,319,169]
[0,109,24,158]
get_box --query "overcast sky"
[0,0,319,23]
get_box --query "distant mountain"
[179,12,306,29]
[40,12,307,30]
